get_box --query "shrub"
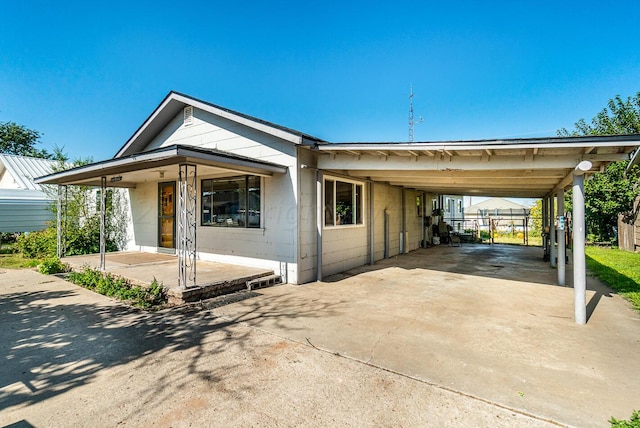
[17,227,57,258]
[67,266,167,309]
[38,257,70,274]
[610,410,640,427]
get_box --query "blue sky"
[1,0,639,169]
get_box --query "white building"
[35,91,640,296]
[0,154,56,232]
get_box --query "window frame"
[323,176,365,228]
[200,175,263,229]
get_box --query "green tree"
[0,121,51,158]
[559,91,640,242]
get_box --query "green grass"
[585,246,640,311]
[0,252,42,269]
[482,235,543,246]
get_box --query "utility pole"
[408,84,423,142]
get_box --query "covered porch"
[61,251,278,304]
[35,144,288,299]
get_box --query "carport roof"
[315,134,640,198]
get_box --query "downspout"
[316,169,323,282]
[369,181,375,265]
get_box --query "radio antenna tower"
[408,84,423,142]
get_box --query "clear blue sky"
[1,1,639,163]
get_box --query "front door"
[158,182,176,249]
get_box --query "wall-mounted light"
[159,170,165,178]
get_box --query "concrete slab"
[0,268,553,427]
[62,251,275,302]
[212,244,640,427]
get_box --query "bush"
[17,228,57,258]
[67,266,167,309]
[610,410,640,427]
[38,257,70,274]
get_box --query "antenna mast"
[408,84,423,142]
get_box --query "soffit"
[316,135,640,198]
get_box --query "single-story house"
[0,154,56,232]
[35,91,640,323]
[465,197,531,230]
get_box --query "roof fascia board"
[172,93,303,145]
[36,145,287,185]
[116,92,304,158]
[317,135,640,152]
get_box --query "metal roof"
[0,154,57,191]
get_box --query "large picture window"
[201,176,261,228]
[324,178,363,227]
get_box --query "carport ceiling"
[315,135,640,198]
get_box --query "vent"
[183,106,193,125]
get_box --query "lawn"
[585,246,640,311]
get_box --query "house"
[34,91,640,325]
[0,154,56,232]
[465,197,531,231]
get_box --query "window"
[201,176,261,228]
[324,178,363,226]
[457,200,463,214]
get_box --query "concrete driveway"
[1,265,552,427]
[212,244,640,427]
[1,244,639,427]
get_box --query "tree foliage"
[0,121,51,158]
[559,91,640,242]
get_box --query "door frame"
[158,181,176,252]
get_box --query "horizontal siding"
[0,201,53,232]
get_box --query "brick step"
[246,274,282,291]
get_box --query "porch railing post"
[100,177,106,271]
[178,164,197,289]
[57,185,67,259]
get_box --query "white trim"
[323,175,366,229]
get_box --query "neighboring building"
[465,197,531,231]
[0,154,56,232]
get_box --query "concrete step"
[246,274,282,291]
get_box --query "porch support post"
[100,177,106,271]
[56,185,66,259]
[178,164,197,289]
[542,197,547,259]
[557,188,566,286]
[573,161,591,324]
[401,188,407,253]
[549,195,557,267]
[316,170,323,281]
[369,182,375,265]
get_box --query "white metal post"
[557,188,566,286]
[369,182,375,265]
[100,177,106,271]
[549,195,556,268]
[573,161,591,324]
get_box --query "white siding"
[297,147,319,284]
[130,107,301,283]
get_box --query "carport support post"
[557,188,566,286]
[573,161,592,324]
[549,195,556,268]
[316,170,323,281]
[100,177,106,271]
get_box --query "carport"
[315,134,640,324]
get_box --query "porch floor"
[61,251,275,304]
